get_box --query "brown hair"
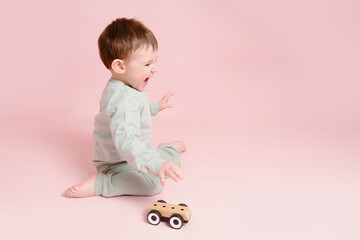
[98,18,158,69]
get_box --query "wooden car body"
[148,201,192,222]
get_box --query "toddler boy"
[64,18,186,198]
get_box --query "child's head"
[98,18,158,92]
[98,18,158,69]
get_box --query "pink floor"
[1,1,359,239]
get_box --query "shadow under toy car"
[147,200,192,229]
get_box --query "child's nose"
[151,65,157,73]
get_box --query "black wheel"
[157,200,166,203]
[169,214,184,229]
[178,203,188,207]
[147,210,161,225]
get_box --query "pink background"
[0,0,359,239]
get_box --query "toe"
[64,186,77,197]
[63,189,72,197]
[68,188,75,194]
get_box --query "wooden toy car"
[147,200,192,229]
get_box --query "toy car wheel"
[157,200,166,203]
[169,214,184,229]
[178,203,188,207]
[147,210,161,225]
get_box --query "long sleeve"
[149,101,159,116]
[107,95,165,176]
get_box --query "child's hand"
[157,161,184,186]
[158,91,174,111]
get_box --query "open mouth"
[144,77,149,85]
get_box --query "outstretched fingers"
[166,169,183,183]
[159,91,175,111]
[162,91,174,102]
[159,172,166,186]
[158,162,184,186]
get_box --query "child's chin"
[136,87,145,92]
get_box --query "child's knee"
[145,179,164,196]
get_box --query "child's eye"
[145,63,151,67]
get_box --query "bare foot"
[63,173,98,198]
[159,141,187,153]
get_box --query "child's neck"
[111,74,130,87]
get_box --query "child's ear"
[111,59,126,74]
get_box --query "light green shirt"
[92,79,164,176]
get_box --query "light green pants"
[94,145,180,197]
